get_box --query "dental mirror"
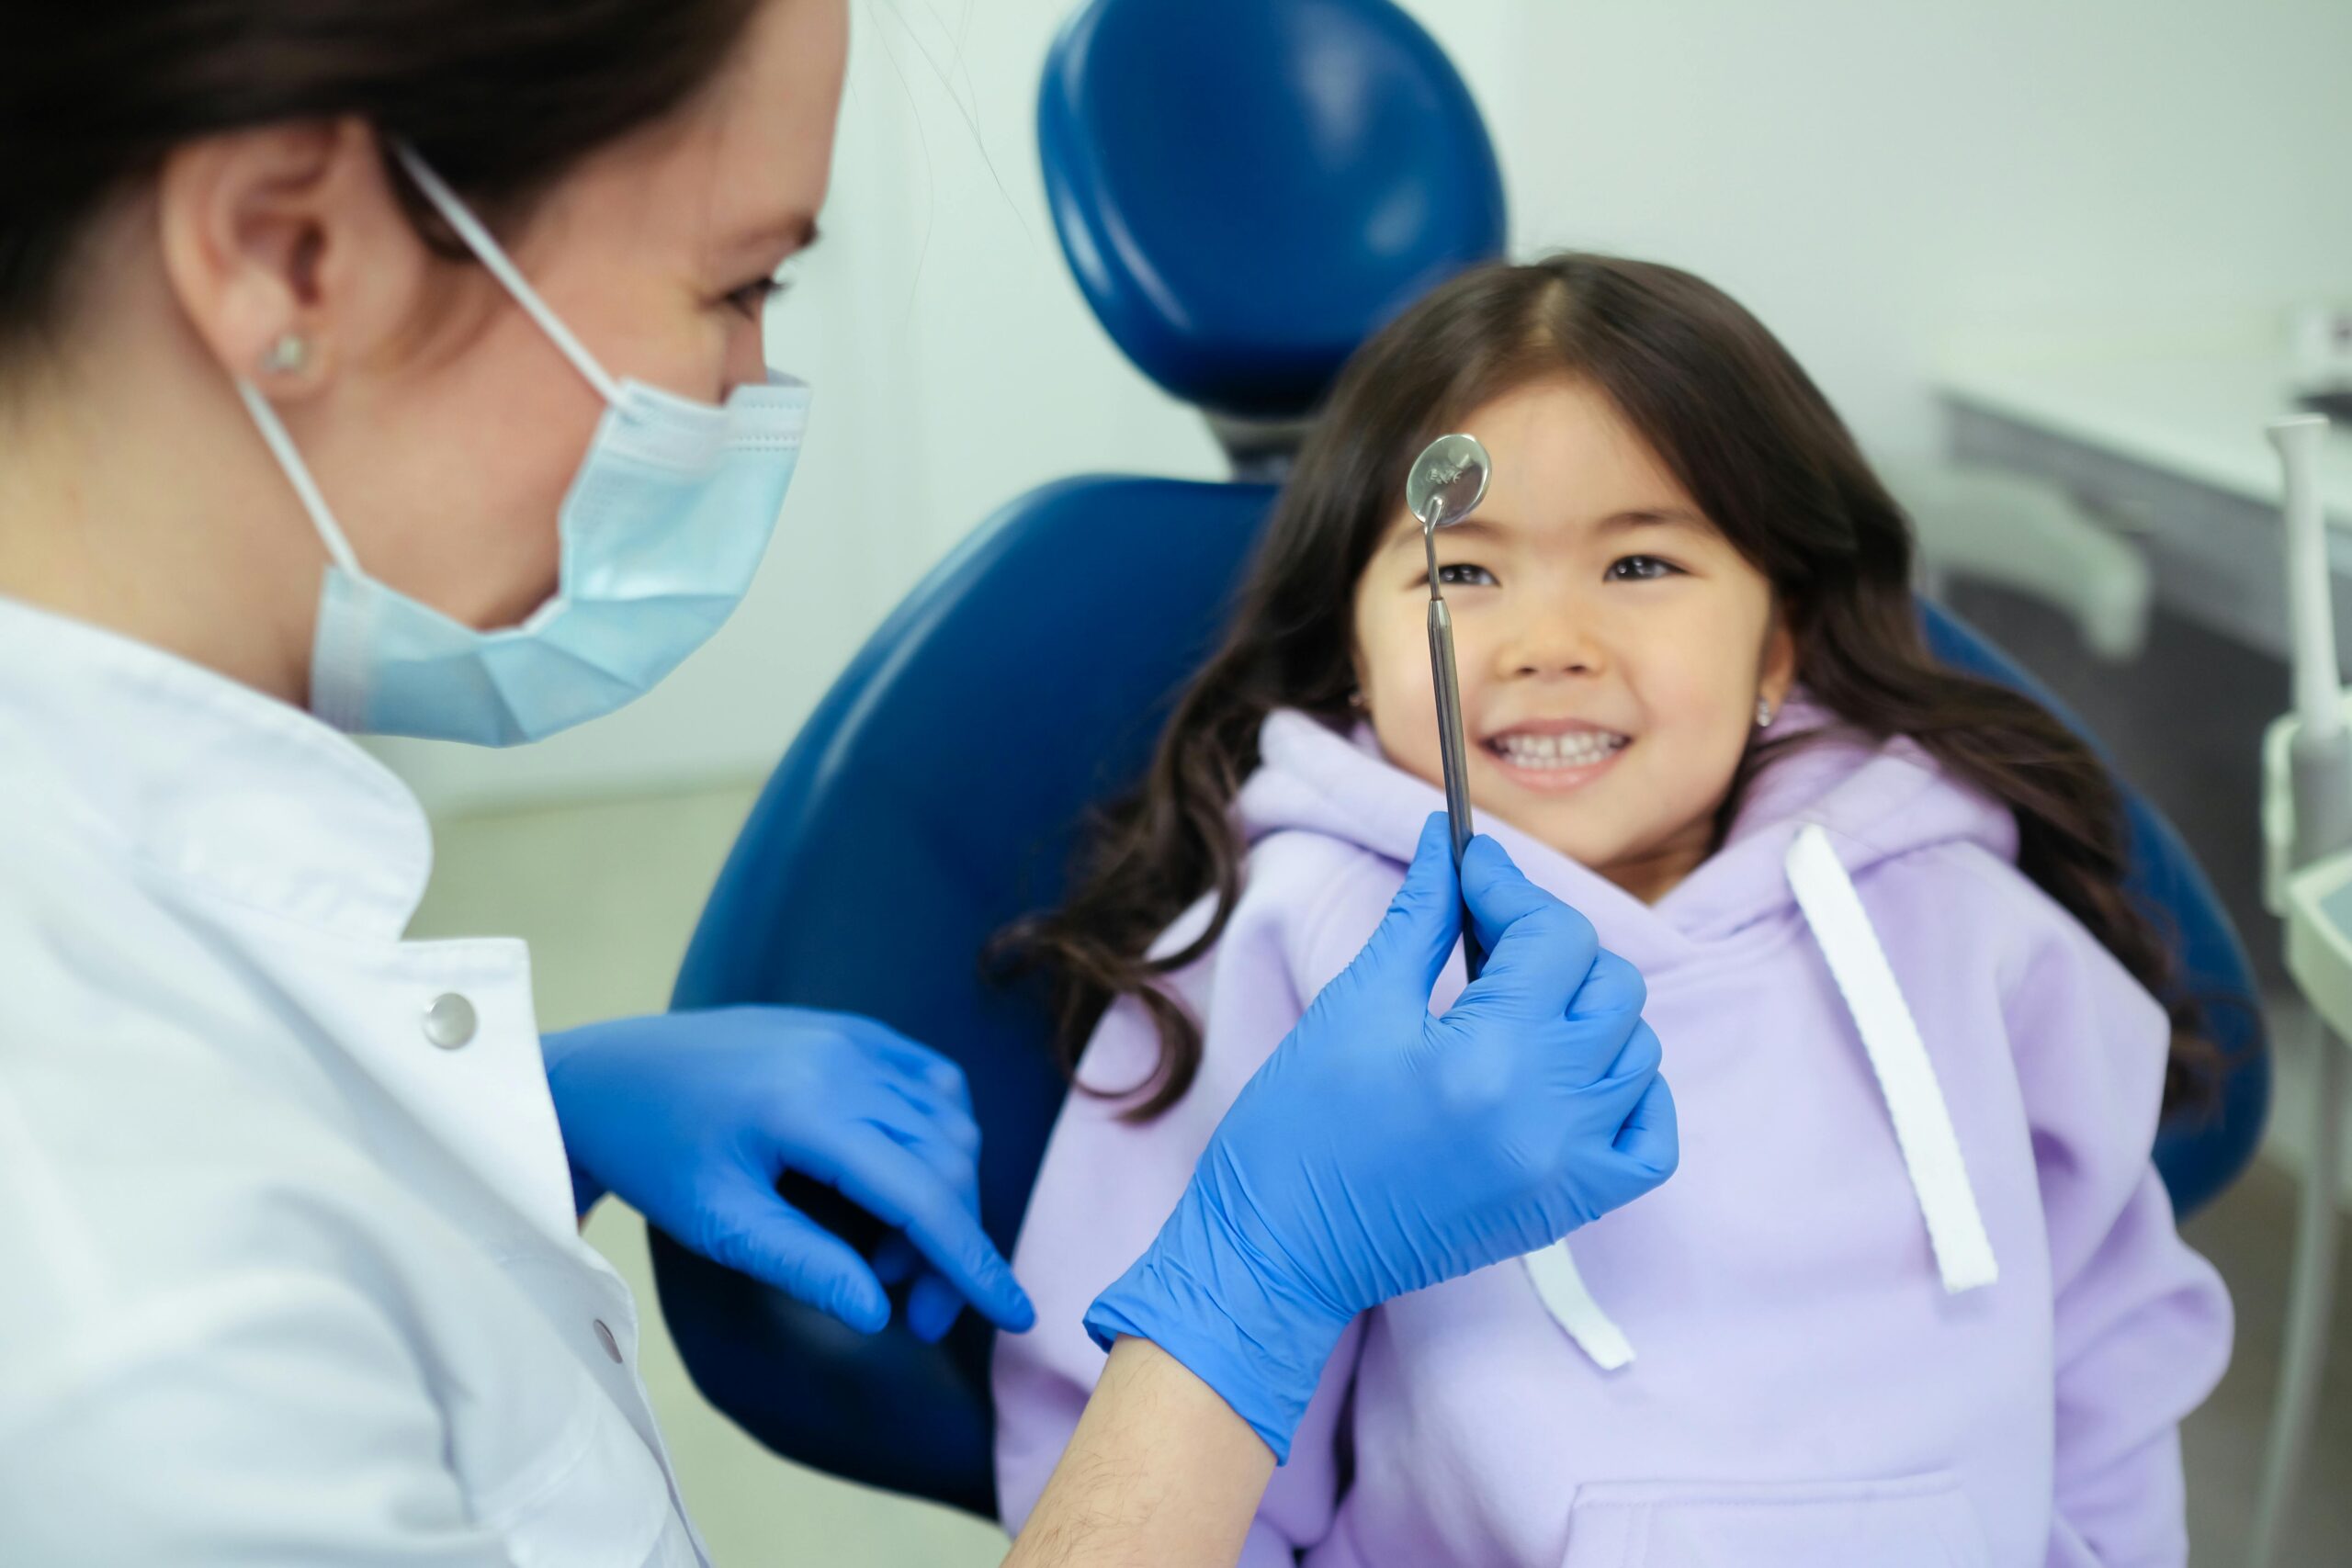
[1406,432,1492,981]
[1408,433,1491,538]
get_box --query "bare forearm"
[1002,1337,1275,1568]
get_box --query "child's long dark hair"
[1001,254,2216,1122]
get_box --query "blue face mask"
[234,146,809,747]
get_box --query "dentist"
[0,3,1677,1563]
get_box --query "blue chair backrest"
[654,478,1272,1514]
[652,0,2265,1519]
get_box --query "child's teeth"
[1494,731,1623,768]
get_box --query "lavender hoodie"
[994,707,2231,1567]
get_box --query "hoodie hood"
[1238,695,2018,1314]
[1233,697,2019,977]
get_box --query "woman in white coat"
[0,2,1677,1563]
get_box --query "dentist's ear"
[154,118,442,400]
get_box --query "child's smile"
[1478,716,1629,788]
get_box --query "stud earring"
[1756,695,1774,729]
[1347,690,1369,714]
[261,333,310,377]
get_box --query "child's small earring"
[260,332,311,378]
[1347,690,1369,714]
[1755,695,1774,729]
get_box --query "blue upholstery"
[652,477,1273,1516]
[1039,0,1505,418]
[650,0,2266,1520]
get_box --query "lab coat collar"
[0,594,434,942]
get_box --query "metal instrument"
[1406,432,1494,981]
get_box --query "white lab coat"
[0,596,709,1566]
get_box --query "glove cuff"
[538,1025,608,1220]
[1083,1186,1351,1464]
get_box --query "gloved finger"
[775,1006,968,1104]
[825,1131,1036,1333]
[906,1269,967,1344]
[1439,851,1609,1034]
[876,1077,984,1156]
[833,1015,977,1109]
[1569,949,1648,1022]
[871,1232,922,1288]
[872,1237,966,1341]
[1348,813,1464,1007]
[1576,1025,1667,1127]
[1455,832,1559,939]
[1611,1074,1681,1184]
[699,1181,891,1334]
[863,1104,985,1216]
[775,1078,982,1202]
[847,1084,984,1186]
[1600,1018,1664,1085]
[770,1104,995,1315]
[1542,953,1648,1076]
[1450,838,1598,1025]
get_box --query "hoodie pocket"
[1557,1472,1990,1568]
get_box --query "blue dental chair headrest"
[1039,0,1507,421]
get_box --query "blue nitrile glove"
[543,1007,1035,1340]
[1085,814,1677,1459]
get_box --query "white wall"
[377,0,2352,815]
[1490,0,2352,455]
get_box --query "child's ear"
[1759,604,1798,708]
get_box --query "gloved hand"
[1085,814,1676,1459]
[543,1008,1035,1341]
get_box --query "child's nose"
[1500,607,1606,679]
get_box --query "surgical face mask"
[233,145,809,747]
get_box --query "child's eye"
[724,275,789,321]
[1435,562,1499,588]
[1607,555,1681,582]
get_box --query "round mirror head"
[1407,433,1491,528]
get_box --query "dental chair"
[650,0,2268,1518]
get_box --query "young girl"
[990,254,2231,1566]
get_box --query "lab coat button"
[422,993,478,1050]
[594,1319,623,1363]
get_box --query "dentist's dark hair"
[1000,252,2219,1122]
[0,0,763,367]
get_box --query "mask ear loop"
[235,378,361,575]
[390,143,622,409]
[235,144,628,581]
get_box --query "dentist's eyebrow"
[724,213,823,263]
